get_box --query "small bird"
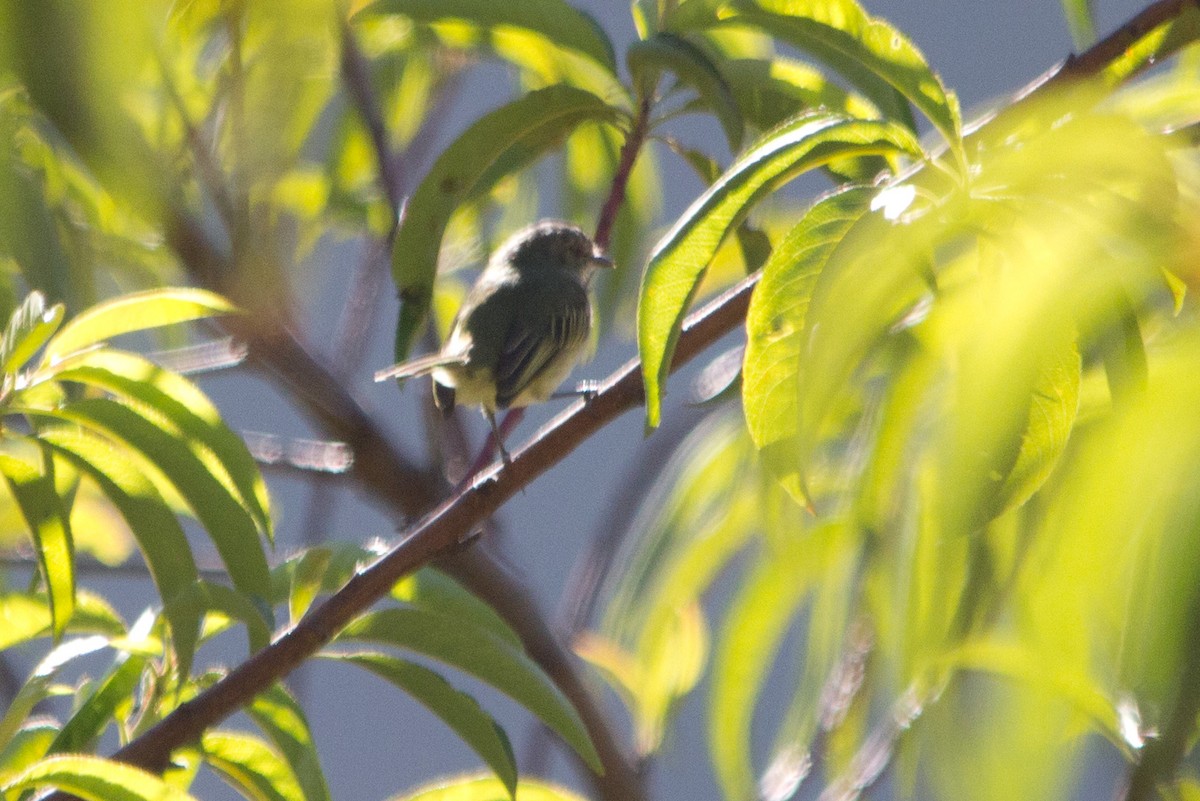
[375,220,614,461]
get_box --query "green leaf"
[0,442,74,640]
[46,348,272,540]
[337,608,601,773]
[390,84,620,359]
[393,774,589,801]
[671,0,963,160]
[165,580,274,655]
[743,186,876,504]
[996,341,1081,512]
[0,754,199,801]
[49,651,149,754]
[1,291,64,376]
[1061,0,1097,49]
[627,32,743,150]
[36,425,200,675]
[288,547,333,625]
[356,0,618,76]
[52,398,271,601]
[0,589,125,651]
[391,569,524,649]
[247,685,332,801]
[638,113,920,427]
[0,636,111,756]
[0,721,58,776]
[42,288,237,365]
[710,548,812,801]
[328,652,517,798]
[202,731,305,801]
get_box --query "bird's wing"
[494,292,590,408]
[374,352,468,382]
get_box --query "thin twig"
[594,93,652,251]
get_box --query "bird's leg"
[550,380,601,402]
[485,409,515,465]
[455,408,524,490]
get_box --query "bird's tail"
[374,353,466,382]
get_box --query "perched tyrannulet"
[374,220,614,455]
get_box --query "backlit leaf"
[247,684,332,801]
[638,113,920,427]
[0,291,64,376]
[202,731,305,801]
[392,774,588,801]
[0,754,199,801]
[42,288,237,365]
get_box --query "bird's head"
[500,220,614,275]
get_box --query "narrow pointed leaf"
[743,186,876,503]
[0,722,58,776]
[48,348,272,539]
[338,608,602,773]
[37,425,200,675]
[671,0,963,159]
[52,398,270,601]
[328,652,517,798]
[356,0,617,76]
[49,652,149,754]
[202,731,305,801]
[638,113,919,427]
[0,754,199,801]
[0,444,74,640]
[391,85,620,359]
[1,291,64,375]
[0,589,124,651]
[42,288,237,365]
[248,684,332,801]
[165,580,273,654]
[391,569,524,649]
[0,636,111,755]
[627,32,743,150]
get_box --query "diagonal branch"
[99,271,760,778]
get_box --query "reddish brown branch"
[103,272,760,777]
[593,93,652,252]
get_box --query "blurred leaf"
[391,774,588,801]
[390,85,620,359]
[0,291,64,376]
[0,754,199,801]
[42,288,237,365]
[743,185,875,504]
[328,652,517,798]
[0,636,111,756]
[996,341,1081,513]
[1061,0,1097,48]
[0,442,74,640]
[337,607,601,773]
[202,731,305,801]
[0,721,58,776]
[45,348,272,540]
[671,0,964,161]
[49,650,149,754]
[0,590,123,655]
[36,425,199,675]
[628,32,743,150]
[247,684,331,801]
[50,398,270,602]
[639,113,919,428]
[357,0,618,76]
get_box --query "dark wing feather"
[494,290,590,408]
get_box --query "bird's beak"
[591,250,615,269]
